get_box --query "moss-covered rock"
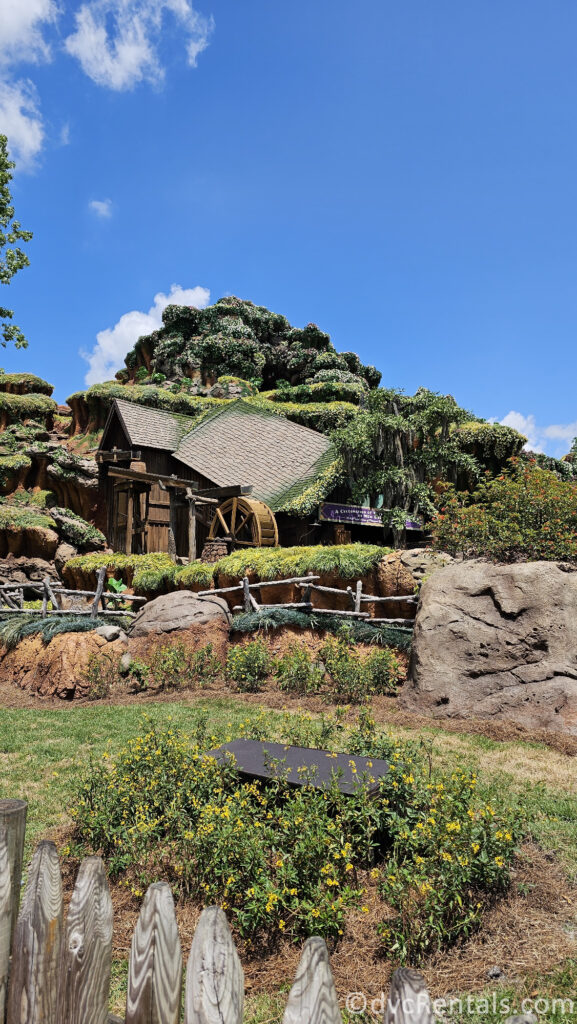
[0,373,53,396]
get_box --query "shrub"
[225,638,273,691]
[0,503,55,531]
[231,607,414,652]
[432,459,577,562]
[276,647,324,695]
[177,562,215,589]
[143,641,222,691]
[320,634,401,702]
[71,713,519,956]
[82,653,119,700]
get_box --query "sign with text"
[319,502,422,530]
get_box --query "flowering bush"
[70,713,520,959]
[276,647,324,695]
[432,459,577,562]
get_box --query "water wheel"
[208,496,279,547]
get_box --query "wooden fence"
[199,574,419,628]
[0,568,146,621]
[0,799,432,1024]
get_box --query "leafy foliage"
[71,713,519,956]
[122,296,381,392]
[331,388,527,540]
[50,508,106,550]
[0,136,33,349]
[0,372,53,395]
[225,638,273,691]
[320,634,401,701]
[432,459,577,562]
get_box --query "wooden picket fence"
[199,574,419,628]
[0,799,432,1024]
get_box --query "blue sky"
[1,1,576,455]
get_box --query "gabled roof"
[106,399,195,451]
[174,400,334,510]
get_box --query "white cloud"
[500,410,577,458]
[59,121,70,145]
[0,0,59,168]
[89,197,113,218]
[0,0,59,64]
[65,0,214,91]
[81,283,210,385]
[0,78,44,168]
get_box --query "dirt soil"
[54,840,576,1003]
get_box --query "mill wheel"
[208,496,279,547]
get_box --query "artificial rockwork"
[403,559,577,735]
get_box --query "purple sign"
[319,503,422,530]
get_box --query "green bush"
[432,459,577,562]
[144,641,222,691]
[276,647,324,695]
[225,638,273,691]
[64,552,176,587]
[82,653,119,700]
[71,712,519,956]
[0,392,56,423]
[320,634,401,702]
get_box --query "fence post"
[354,580,363,614]
[302,573,313,614]
[91,568,107,619]
[184,906,243,1024]
[242,577,252,614]
[58,857,113,1024]
[125,882,182,1024]
[282,936,340,1024]
[0,800,27,948]
[384,967,434,1024]
[6,840,63,1024]
[0,829,11,1024]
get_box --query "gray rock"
[95,624,123,642]
[129,590,231,637]
[119,651,133,675]
[55,542,77,575]
[487,965,505,980]
[402,560,577,736]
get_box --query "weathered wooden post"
[91,567,107,618]
[6,840,63,1024]
[0,800,27,947]
[0,829,11,1023]
[184,906,243,1024]
[242,576,252,613]
[354,580,363,614]
[125,882,182,1024]
[302,572,314,614]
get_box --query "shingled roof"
[174,400,334,510]
[111,399,195,451]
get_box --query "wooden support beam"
[125,487,134,556]
[108,466,252,499]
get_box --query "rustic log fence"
[0,799,432,1024]
[0,568,146,621]
[199,574,419,627]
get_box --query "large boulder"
[129,589,231,637]
[402,560,577,735]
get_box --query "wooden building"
[97,398,335,558]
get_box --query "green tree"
[0,135,32,349]
[331,387,525,545]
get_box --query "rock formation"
[402,559,577,735]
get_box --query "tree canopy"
[331,387,526,538]
[0,135,32,349]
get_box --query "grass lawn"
[0,697,576,1021]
